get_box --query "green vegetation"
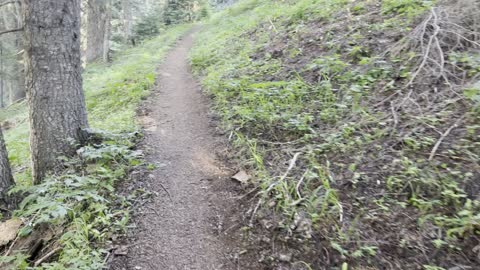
[1,25,190,183]
[132,1,207,41]
[2,134,140,269]
[192,0,479,268]
[0,25,190,269]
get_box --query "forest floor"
[110,28,256,270]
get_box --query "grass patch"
[1,25,190,183]
[192,0,479,268]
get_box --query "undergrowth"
[0,25,191,269]
[192,0,479,269]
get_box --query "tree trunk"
[0,2,25,106]
[122,0,133,44]
[86,0,109,63]
[103,0,111,62]
[22,0,89,183]
[11,1,25,103]
[0,45,4,108]
[0,127,15,209]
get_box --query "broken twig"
[428,115,465,161]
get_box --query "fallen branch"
[266,152,302,193]
[0,27,23,36]
[158,181,173,203]
[268,18,278,33]
[295,169,308,200]
[428,115,465,161]
[405,8,440,88]
[249,198,262,228]
[34,247,62,267]
[4,234,19,256]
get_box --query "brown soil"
[110,28,258,270]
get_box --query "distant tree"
[132,11,162,41]
[0,1,25,107]
[0,127,14,210]
[23,0,89,183]
[102,0,112,62]
[86,0,111,62]
[163,0,196,25]
[198,4,209,20]
[122,0,133,44]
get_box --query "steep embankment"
[192,0,480,269]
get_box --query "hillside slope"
[192,0,480,269]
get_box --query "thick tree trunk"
[0,127,14,209]
[0,46,4,108]
[22,0,89,183]
[86,0,109,63]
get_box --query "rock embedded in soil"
[0,218,22,246]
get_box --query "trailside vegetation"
[191,0,480,268]
[0,25,190,269]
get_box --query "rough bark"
[0,47,3,108]
[85,0,108,63]
[0,127,14,209]
[102,0,111,62]
[22,0,89,183]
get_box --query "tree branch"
[0,27,23,36]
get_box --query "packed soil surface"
[110,28,257,270]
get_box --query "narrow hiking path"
[111,29,244,270]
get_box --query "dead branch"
[405,8,440,88]
[266,152,301,193]
[249,198,262,228]
[158,181,173,203]
[295,169,308,200]
[4,233,19,256]
[34,247,62,267]
[428,115,465,161]
[0,27,23,36]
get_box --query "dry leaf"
[232,170,250,184]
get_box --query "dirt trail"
[113,29,241,270]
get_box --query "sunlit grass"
[0,24,191,185]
